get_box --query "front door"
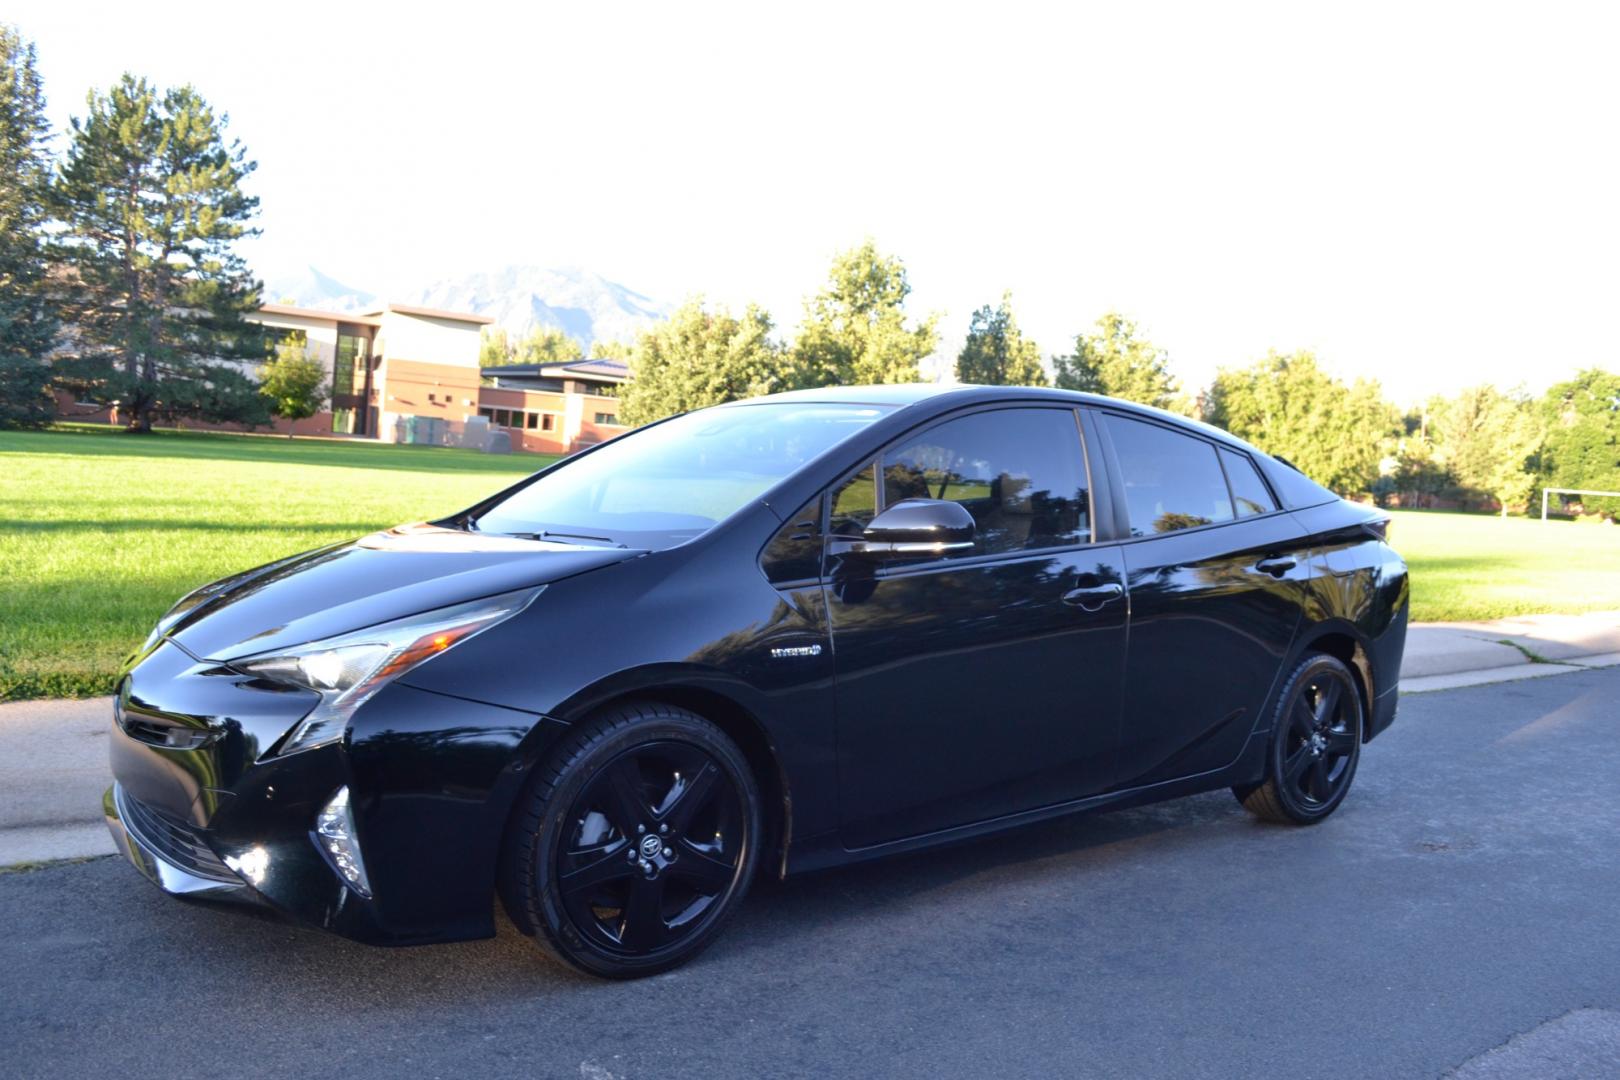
[829,406,1129,850]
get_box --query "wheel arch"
[1294,623,1377,742]
[560,684,794,881]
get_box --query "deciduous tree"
[51,75,268,432]
[0,26,57,429]
[590,338,633,361]
[258,332,329,436]
[479,327,514,366]
[1205,350,1398,495]
[618,298,785,426]
[955,292,1046,386]
[792,240,937,386]
[1429,385,1542,514]
[516,325,583,365]
[1539,368,1620,517]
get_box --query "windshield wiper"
[502,529,626,548]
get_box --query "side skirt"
[785,728,1270,877]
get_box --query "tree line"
[0,26,319,434]
[595,250,1618,519]
[3,24,1615,517]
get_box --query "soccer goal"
[1541,487,1620,521]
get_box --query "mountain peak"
[264,265,377,311]
[408,265,670,348]
[264,263,670,348]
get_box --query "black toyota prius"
[105,384,1409,978]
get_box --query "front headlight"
[232,587,543,756]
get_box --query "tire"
[1234,652,1363,825]
[499,700,762,979]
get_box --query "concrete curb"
[0,695,114,871]
[1402,610,1620,692]
[0,824,116,867]
[1402,662,1587,694]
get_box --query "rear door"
[828,405,1129,849]
[1094,411,1312,789]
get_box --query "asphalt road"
[3,668,1618,1080]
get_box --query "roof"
[542,358,629,380]
[727,382,975,407]
[481,359,631,382]
[255,303,382,327]
[731,383,1260,447]
[359,302,494,325]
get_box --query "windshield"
[472,402,895,549]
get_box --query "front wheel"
[499,702,762,978]
[1234,653,1363,825]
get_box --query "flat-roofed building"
[55,301,629,454]
[478,359,627,454]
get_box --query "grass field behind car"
[1389,508,1620,624]
[2,425,1618,701]
[0,426,547,701]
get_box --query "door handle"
[1255,556,1297,577]
[1062,583,1123,610]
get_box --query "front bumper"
[103,782,258,904]
[105,642,564,945]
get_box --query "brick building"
[56,301,627,455]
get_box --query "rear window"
[1105,415,1234,536]
[1260,455,1340,509]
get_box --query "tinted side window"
[760,498,823,584]
[1105,415,1234,536]
[881,408,1089,557]
[829,463,878,537]
[1220,447,1277,517]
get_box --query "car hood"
[162,523,645,661]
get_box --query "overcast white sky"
[13,1,1619,405]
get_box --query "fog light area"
[315,786,372,898]
[224,845,269,886]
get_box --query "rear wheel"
[499,702,761,978]
[1234,653,1362,825]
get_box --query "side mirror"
[846,498,975,561]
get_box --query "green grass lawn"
[1389,509,1620,623]
[1,426,1616,701]
[0,426,549,701]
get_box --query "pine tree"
[955,292,1046,386]
[1052,312,1180,411]
[0,26,58,429]
[50,75,269,432]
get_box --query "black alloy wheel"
[1234,652,1363,824]
[500,702,761,978]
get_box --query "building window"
[334,332,366,396]
[525,412,539,430]
[494,408,512,427]
[541,414,556,432]
[594,412,617,425]
[478,407,494,421]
